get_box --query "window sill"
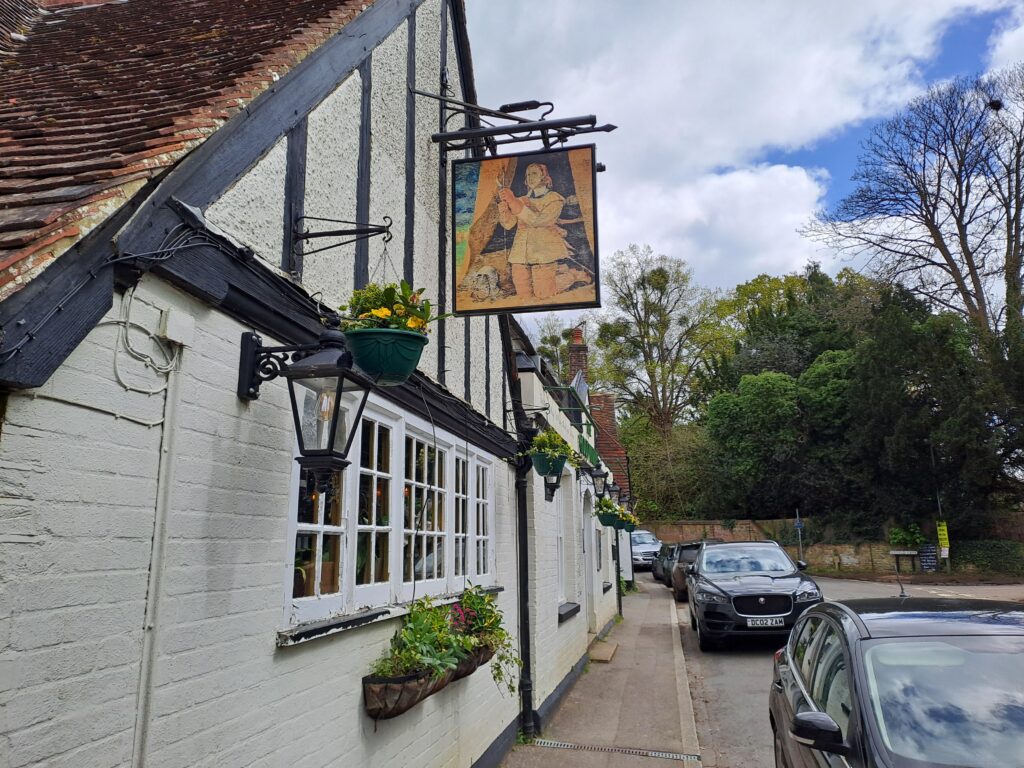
[276,585,505,648]
[602,581,613,594]
[557,601,580,624]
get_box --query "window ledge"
[602,581,613,594]
[276,585,505,647]
[557,601,580,624]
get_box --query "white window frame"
[282,395,498,627]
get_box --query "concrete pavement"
[501,582,702,767]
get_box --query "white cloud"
[599,164,831,290]
[988,4,1024,70]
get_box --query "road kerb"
[669,597,703,763]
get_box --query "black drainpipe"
[498,314,538,737]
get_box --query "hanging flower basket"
[362,669,436,720]
[624,522,637,533]
[344,328,428,386]
[596,511,619,527]
[531,452,568,477]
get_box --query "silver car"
[630,529,661,570]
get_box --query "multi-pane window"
[356,419,391,586]
[285,401,496,625]
[475,464,490,576]
[293,468,344,598]
[454,457,469,577]
[404,436,447,582]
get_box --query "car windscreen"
[631,532,658,545]
[698,545,794,574]
[862,636,1024,767]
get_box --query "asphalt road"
[669,574,1024,768]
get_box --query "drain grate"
[532,738,701,762]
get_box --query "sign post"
[936,521,951,573]
[795,508,804,563]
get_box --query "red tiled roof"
[0,0,369,299]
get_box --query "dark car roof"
[824,597,1024,639]
[700,540,779,549]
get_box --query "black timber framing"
[404,10,416,285]
[355,56,372,289]
[435,0,448,387]
[282,118,308,277]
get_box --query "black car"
[686,541,822,650]
[652,543,678,584]
[670,539,723,599]
[769,598,1024,768]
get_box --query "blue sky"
[775,8,1014,212]
[465,1,1024,298]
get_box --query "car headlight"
[795,585,822,602]
[696,589,728,604]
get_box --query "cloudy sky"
[463,0,1024,296]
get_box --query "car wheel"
[696,618,715,651]
[689,604,697,629]
[773,727,786,768]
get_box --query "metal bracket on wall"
[292,216,392,257]
[412,88,616,153]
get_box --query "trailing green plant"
[888,522,927,549]
[450,585,521,696]
[620,576,638,594]
[370,597,464,679]
[340,280,448,335]
[522,427,584,468]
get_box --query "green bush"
[888,523,927,549]
[951,540,1024,576]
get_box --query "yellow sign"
[936,521,950,549]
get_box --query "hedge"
[950,540,1024,576]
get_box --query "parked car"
[630,529,662,570]
[686,541,822,650]
[670,540,722,599]
[652,543,676,583]
[769,598,1024,768]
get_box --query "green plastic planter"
[612,518,627,531]
[344,328,428,386]
[530,453,567,477]
[596,512,619,527]
[624,522,637,533]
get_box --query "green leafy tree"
[592,244,721,435]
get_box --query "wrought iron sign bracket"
[412,88,616,154]
[292,216,393,257]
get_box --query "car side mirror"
[796,560,807,571]
[686,564,696,575]
[791,712,852,757]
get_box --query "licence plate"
[747,617,784,628]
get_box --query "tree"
[591,244,721,434]
[809,64,1024,375]
[532,314,578,383]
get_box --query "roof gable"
[0,0,369,299]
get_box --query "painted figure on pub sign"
[452,145,600,315]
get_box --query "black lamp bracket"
[293,216,393,257]
[237,331,320,401]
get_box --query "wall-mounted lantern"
[590,466,609,499]
[543,470,562,502]
[237,328,372,488]
[607,482,621,504]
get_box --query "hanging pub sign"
[451,145,600,315]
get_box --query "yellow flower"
[407,316,425,330]
[393,303,406,316]
[358,312,371,319]
[370,307,392,319]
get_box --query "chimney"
[567,326,588,384]
[590,392,629,497]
